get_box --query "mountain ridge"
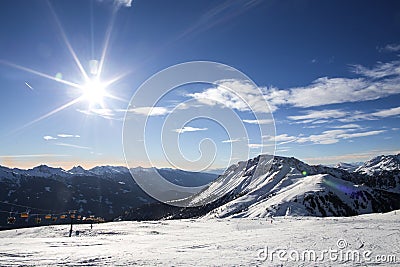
[120,153,400,220]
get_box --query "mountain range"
[1,154,400,229]
[121,153,400,220]
[0,165,216,229]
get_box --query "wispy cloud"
[57,134,80,138]
[43,135,57,141]
[264,134,296,142]
[174,126,208,134]
[55,143,91,150]
[288,109,348,122]
[351,60,400,79]
[287,106,400,124]
[97,0,132,7]
[339,106,400,122]
[187,59,400,113]
[115,0,132,7]
[379,43,400,52]
[264,128,385,146]
[188,79,274,112]
[264,60,400,109]
[248,143,269,149]
[242,119,273,124]
[369,106,400,118]
[76,108,121,120]
[296,129,386,145]
[127,107,169,116]
[329,124,361,129]
[44,134,80,141]
[222,138,242,143]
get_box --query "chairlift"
[7,216,16,224]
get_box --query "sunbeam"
[15,97,83,133]
[46,0,90,82]
[97,4,119,78]
[0,60,82,89]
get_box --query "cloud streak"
[242,119,273,124]
[55,143,91,150]
[287,106,400,124]
[174,126,208,134]
[115,0,132,7]
[57,134,80,138]
[188,59,400,112]
[127,107,169,116]
[379,43,400,52]
[296,129,385,145]
[43,136,57,141]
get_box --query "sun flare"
[82,79,107,106]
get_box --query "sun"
[81,79,107,106]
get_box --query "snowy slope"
[335,162,363,172]
[185,155,400,218]
[356,154,400,175]
[0,211,399,266]
[208,174,389,218]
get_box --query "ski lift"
[45,214,52,220]
[20,212,29,218]
[7,216,16,224]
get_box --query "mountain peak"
[356,154,400,175]
[68,165,88,174]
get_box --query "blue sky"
[0,0,399,170]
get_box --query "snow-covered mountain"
[122,154,400,220]
[191,155,400,218]
[355,154,400,175]
[0,165,217,229]
[334,162,363,172]
[3,153,400,226]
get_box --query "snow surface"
[356,154,400,175]
[0,211,399,266]
[335,162,363,172]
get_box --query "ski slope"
[0,211,399,266]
